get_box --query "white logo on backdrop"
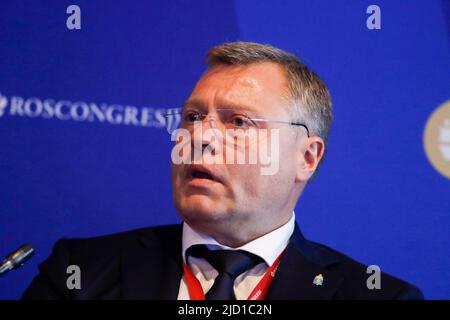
[439,119,450,161]
[0,91,178,129]
[0,93,8,117]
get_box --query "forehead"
[187,62,289,115]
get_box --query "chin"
[176,196,229,223]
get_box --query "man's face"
[171,62,305,239]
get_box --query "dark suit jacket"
[22,224,424,300]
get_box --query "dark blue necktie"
[187,245,263,300]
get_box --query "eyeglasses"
[163,108,310,137]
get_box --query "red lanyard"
[183,250,285,300]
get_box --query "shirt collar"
[182,212,295,266]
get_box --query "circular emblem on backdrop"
[423,100,450,179]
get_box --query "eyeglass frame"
[163,108,310,137]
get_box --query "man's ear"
[295,136,325,183]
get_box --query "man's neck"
[188,214,294,248]
[182,213,296,266]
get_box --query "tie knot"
[187,245,262,279]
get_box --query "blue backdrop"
[1,0,449,299]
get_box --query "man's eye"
[184,112,202,122]
[230,115,252,127]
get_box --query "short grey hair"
[205,41,333,177]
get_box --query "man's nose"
[192,116,221,138]
[191,117,223,156]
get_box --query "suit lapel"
[266,225,344,300]
[121,225,183,300]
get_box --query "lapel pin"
[313,274,324,286]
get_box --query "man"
[22,42,423,300]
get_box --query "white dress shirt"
[177,212,295,300]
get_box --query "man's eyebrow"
[218,102,259,113]
[183,99,259,113]
[183,99,206,109]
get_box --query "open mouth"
[191,170,215,180]
[188,166,222,184]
